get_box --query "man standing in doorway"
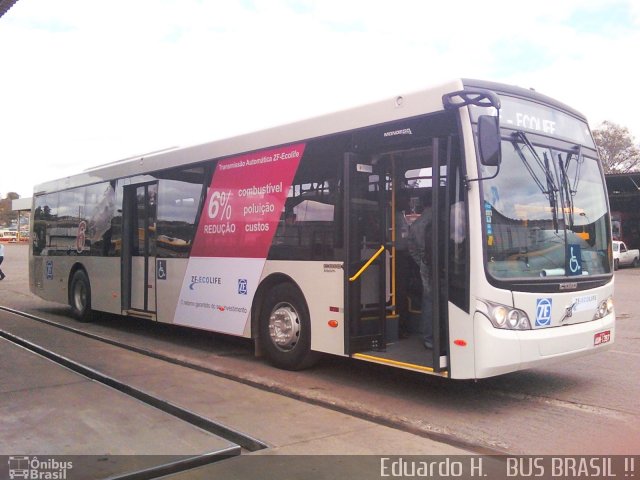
[408,192,433,349]
[0,243,5,280]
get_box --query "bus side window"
[271,184,338,261]
[156,170,205,258]
[86,182,117,256]
[33,195,51,256]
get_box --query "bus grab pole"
[349,245,386,282]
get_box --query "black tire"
[633,257,639,268]
[614,259,619,271]
[69,270,92,322]
[259,283,319,370]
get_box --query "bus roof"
[33,78,587,195]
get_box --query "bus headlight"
[477,299,532,330]
[593,296,614,320]
[507,309,524,329]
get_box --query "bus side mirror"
[478,115,501,167]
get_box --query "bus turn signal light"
[454,339,467,347]
[328,320,339,328]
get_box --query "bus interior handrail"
[349,245,385,282]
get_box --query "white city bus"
[29,79,615,379]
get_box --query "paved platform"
[0,308,473,478]
[0,335,240,478]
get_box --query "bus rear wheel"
[259,283,318,370]
[69,270,92,322]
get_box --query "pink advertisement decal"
[191,143,305,258]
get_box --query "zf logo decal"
[536,298,552,327]
[238,279,248,295]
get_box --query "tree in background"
[0,192,20,227]
[592,121,640,174]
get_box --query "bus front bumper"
[472,312,615,379]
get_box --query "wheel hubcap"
[74,283,86,312]
[268,303,300,351]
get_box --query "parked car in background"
[613,240,639,270]
[0,229,18,243]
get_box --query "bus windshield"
[481,133,611,280]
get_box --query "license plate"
[594,330,611,346]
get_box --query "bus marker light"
[329,306,339,313]
[454,339,467,347]
[328,320,339,328]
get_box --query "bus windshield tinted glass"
[482,137,610,279]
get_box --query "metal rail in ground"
[0,325,269,456]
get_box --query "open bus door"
[344,139,453,374]
[121,182,158,317]
[344,152,389,353]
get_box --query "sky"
[1,0,639,199]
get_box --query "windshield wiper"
[511,131,560,231]
[557,151,574,229]
[511,132,546,192]
[565,144,582,196]
[544,153,560,232]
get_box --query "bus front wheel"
[69,270,92,322]
[259,283,318,370]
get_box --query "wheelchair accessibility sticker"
[45,260,53,280]
[567,244,582,276]
[536,298,552,327]
[157,260,167,280]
